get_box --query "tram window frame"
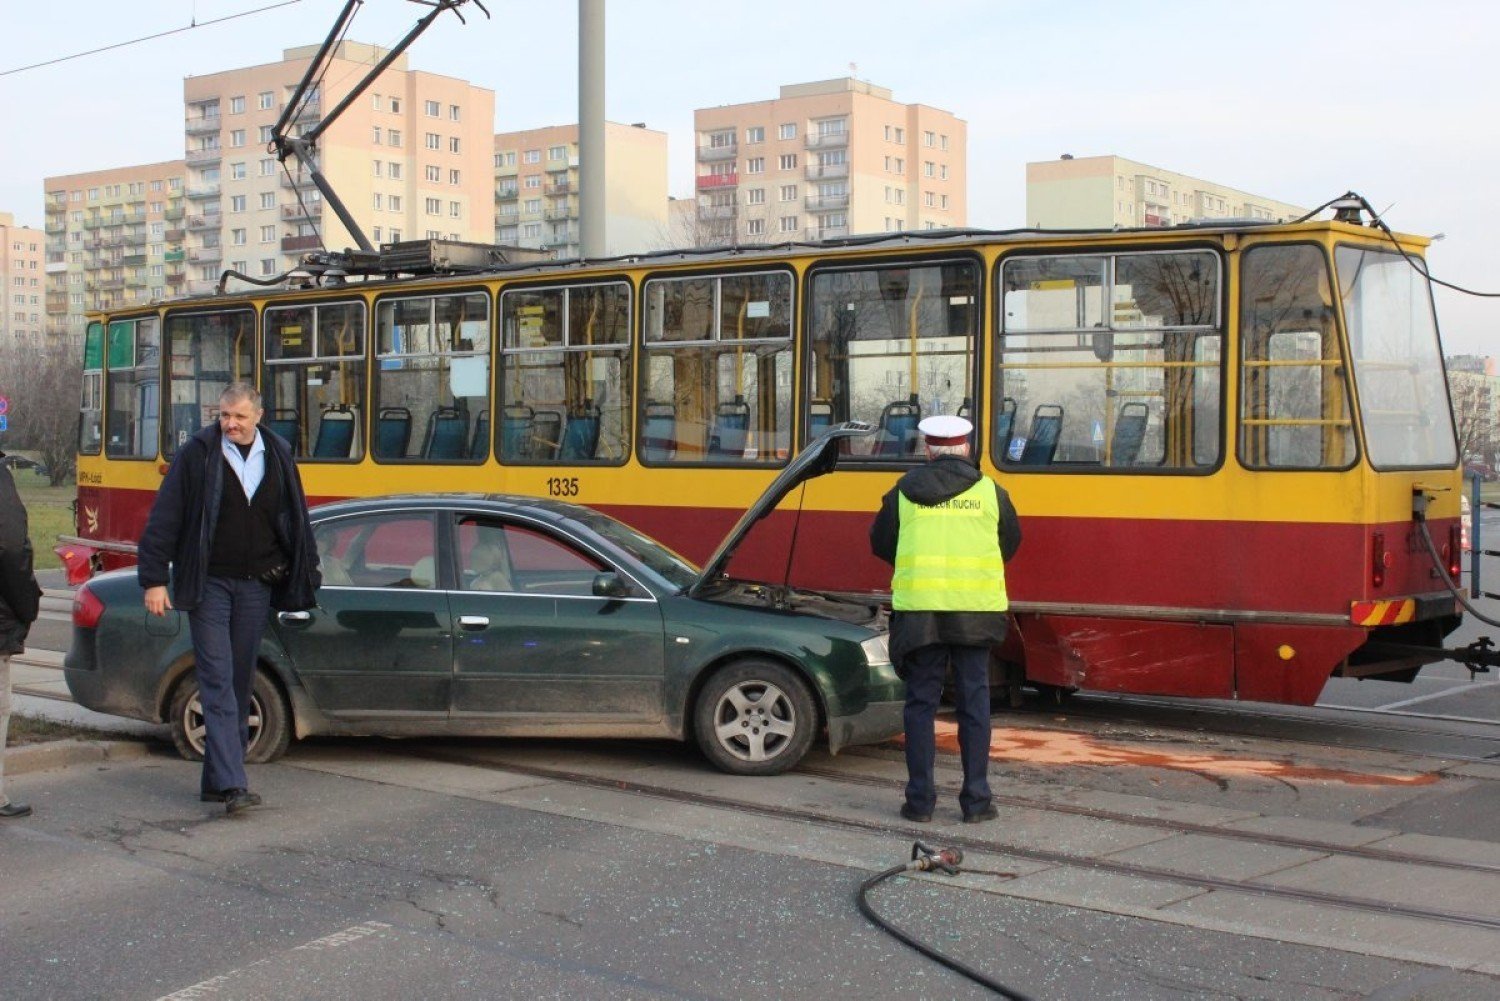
[161,308,256,460]
[261,299,369,463]
[372,289,492,464]
[498,278,633,466]
[79,320,105,455]
[804,254,983,462]
[1237,241,1358,472]
[995,247,1226,474]
[639,267,795,467]
[102,314,162,461]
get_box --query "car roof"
[310,493,595,526]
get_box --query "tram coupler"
[1458,637,1497,678]
[909,841,964,876]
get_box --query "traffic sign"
[0,395,9,415]
[0,415,8,432]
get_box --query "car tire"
[693,659,817,776]
[168,668,293,764]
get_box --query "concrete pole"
[578,0,606,259]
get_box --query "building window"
[424,99,440,117]
[923,161,935,177]
[389,161,402,180]
[449,201,461,218]
[230,129,246,148]
[523,199,541,213]
[548,145,567,160]
[426,133,441,150]
[923,130,935,147]
[449,169,461,185]
[449,104,461,122]
[229,96,245,114]
[373,193,384,210]
[374,161,384,178]
[522,223,541,238]
[449,137,461,154]
[389,195,402,212]
[746,188,765,205]
[523,149,540,164]
[745,126,764,144]
[778,123,796,140]
[373,126,383,145]
[231,228,247,245]
[230,162,246,180]
[746,219,765,236]
[746,157,764,174]
[778,153,798,170]
[389,97,401,114]
[940,165,948,180]
[779,185,796,202]
[259,125,273,143]
[258,91,274,110]
[230,195,246,212]
[779,216,798,233]
[259,225,274,243]
[425,197,441,215]
[525,175,542,189]
[425,165,441,182]
[259,192,275,210]
[372,93,382,110]
[260,158,276,176]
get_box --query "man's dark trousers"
[902,643,993,816]
[188,575,272,795]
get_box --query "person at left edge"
[0,447,43,819]
[137,382,320,815]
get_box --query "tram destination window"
[998,250,1222,471]
[807,260,978,459]
[1239,244,1355,470]
[263,301,367,461]
[103,316,161,460]
[641,270,792,464]
[374,292,491,462]
[162,310,254,457]
[499,281,631,464]
[78,321,104,455]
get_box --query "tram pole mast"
[579,0,606,259]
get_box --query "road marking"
[154,922,393,999]
[1379,678,1500,711]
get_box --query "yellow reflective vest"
[892,477,1008,612]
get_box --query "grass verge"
[12,470,72,572]
[6,714,121,747]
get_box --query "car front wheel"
[693,659,817,776]
[168,668,293,764]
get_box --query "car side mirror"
[592,572,631,598]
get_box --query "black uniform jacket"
[869,455,1022,666]
[0,455,42,655]
[137,424,320,612]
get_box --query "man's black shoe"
[224,790,262,815]
[201,791,225,803]
[0,802,33,818]
[899,803,932,823]
[962,804,999,824]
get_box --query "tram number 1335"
[546,476,581,498]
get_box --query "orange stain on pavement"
[900,722,1439,787]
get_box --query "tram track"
[402,745,1500,934]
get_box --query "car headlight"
[860,633,891,667]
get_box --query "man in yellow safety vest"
[870,414,1021,824]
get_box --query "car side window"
[457,517,606,595]
[314,514,438,589]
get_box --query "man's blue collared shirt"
[221,428,266,501]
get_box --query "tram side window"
[1239,245,1354,470]
[499,281,630,464]
[997,251,1222,471]
[806,260,978,459]
[642,271,792,464]
[163,310,255,458]
[79,321,104,455]
[374,292,490,462]
[262,301,367,461]
[103,317,161,459]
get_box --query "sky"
[2,0,1495,352]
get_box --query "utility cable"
[1414,501,1500,628]
[0,2,304,77]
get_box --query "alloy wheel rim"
[712,681,797,762]
[184,691,265,756]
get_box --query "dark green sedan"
[64,425,901,775]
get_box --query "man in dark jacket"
[870,415,1021,825]
[1,449,43,818]
[138,383,319,814]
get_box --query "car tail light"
[73,584,105,629]
[1371,531,1387,588]
[1448,523,1463,580]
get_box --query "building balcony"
[188,247,223,264]
[291,97,321,121]
[165,270,186,286]
[545,160,577,173]
[813,226,849,240]
[164,228,186,243]
[541,229,576,248]
[45,240,66,256]
[696,173,738,190]
[122,253,147,267]
[495,187,518,202]
[120,212,147,226]
[281,234,322,253]
[805,193,850,211]
[83,238,104,251]
[697,142,738,162]
[698,205,736,220]
[804,164,848,180]
[278,173,312,190]
[185,184,221,200]
[46,292,68,311]
[46,319,72,337]
[282,201,321,220]
[94,276,126,291]
[164,206,185,221]
[81,216,104,229]
[544,180,571,195]
[45,261,67,275]
[187,279,218,296]
[805,131,849,150]
[186,147,222,167]
[121,229,147,246]
[163,250,186,263]
[186,214,219,232]
[543,207,575,221]
[185,115,221,136]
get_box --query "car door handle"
[456,615,490,631]
[277,610,312,625]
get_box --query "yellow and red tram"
[62,214,1465,705]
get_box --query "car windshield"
[1336,245,1457,468]
[570,508,701,591]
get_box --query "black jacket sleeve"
[869,487,900,566]
[996,480,1022,562]
[137,443,197,589]
[0,467,41,624]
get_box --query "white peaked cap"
[917,414,973,444]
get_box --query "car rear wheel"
[168,668,293,764]
[693,659,817,776]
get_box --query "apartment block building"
[1,213,45,346]
[42,161,187,340]
[1026,155,1307,229]
[182,41,496,294]
[494,122,668,258]
[691,78,967,246]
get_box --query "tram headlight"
[1371,531,1387,588]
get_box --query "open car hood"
[689,421,875,597]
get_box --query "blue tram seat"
[373,407,412,459]
[560,411,600,460]
[994,397,1017,459]
[808,400,834,439]
[500,405,533,462]
[266,409,301,455]
[1018,404,1063,466]
[876,399,921,456]
[468,409,490,460]
[708,397,751,459]
[641,402,675,461]
[312,406,356,459]
[422,406,469,460]
[531,409,563,459]
[1110,401,1149,467]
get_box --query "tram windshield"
[1335,246,1456,468]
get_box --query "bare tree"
[1447,367,1493,468]
[0,336,82,485]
